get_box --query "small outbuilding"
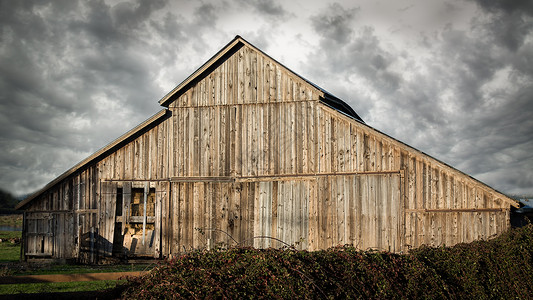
[16,36,518,263]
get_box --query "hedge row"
[121,225,533,299]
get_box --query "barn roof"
[158,35,364,123]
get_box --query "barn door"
[100,182,117,256]
[113,182,161,257]
[24,212,54,257]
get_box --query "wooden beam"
[142,182,148,245]
[115,216,155,223]
[405,208,507,213]
[170,177,235,183]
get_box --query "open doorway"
[113,183,157,257]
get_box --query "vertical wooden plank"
[290,103,297,174]
[310,101,317,174]
[154,182,163,257]
[344,176,351,246]
[161,181,170,257]
[254,182,262,248]
[242,182,251,246]
[220,183,230,247]
[192,183,201,249]
[205,182,213,249]
[107,183,116,256]
[279,181,287,245]
[356,128,363,172]
[336,176,345,246]
[326,176,334,248]
[230,182,240,246]
[271,181,278,247]
[294,181,301,249]
[359,175,368,250]
[176,183,184,252]
[302,180,309,250]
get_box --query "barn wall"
[161,43,510,254]
[97,118,170,181]
[317,105,511,250]
[22,42,514,261]
[169,44,321,178]
[24,166,98,261]
[23,116,170,262]
[161,173,402,253]
[168,45,322,108]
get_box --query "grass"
[0,230,21,240]
[0,230,153,275]
[0,214,22,227]
[0,230,21,263]
[12,263,154,276]
[0,229,152,296]
[0,279,124,295]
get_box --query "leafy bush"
[121,225,533,299]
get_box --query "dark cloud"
[0,0,531,197]
[237,0,289,20]
[310,3,358,44]
[306,5,402,118]
[111,0,167,30]
[470,0,533,51]
[472,0,533,16]
[305,1,533,195]
[0,0,227,195]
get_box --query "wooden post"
[76,180,80,260]
[90,227,94,264]
[143,182,148,245]
[123,183,131,234]
[20,212,26,262]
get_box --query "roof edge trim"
[158,36,245,107]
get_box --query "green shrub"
[121,225,533,299]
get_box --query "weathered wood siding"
[21,41,514,263]
[317,105,511,250]
[168,45,321,178]
[161,44,511,253]
[23,116,169,262]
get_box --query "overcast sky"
[1,0,532,197]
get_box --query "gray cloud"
[305,1,533,195]
[310,3,358,45]
[472,0,533,16]
[237,0,289,21]
[0,0,531,197]
[0,0,226,195]
[470,0,533,51]
[306,5,402,119]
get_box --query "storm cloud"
[0,0,532,196]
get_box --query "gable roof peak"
[157,36,364,122]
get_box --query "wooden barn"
[16,36,518,263]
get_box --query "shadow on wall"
[78,229,156,262]
[511,199,533,227]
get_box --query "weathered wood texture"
[316,105,511,250]
[21,42,514,263]
[23,117,169,262]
